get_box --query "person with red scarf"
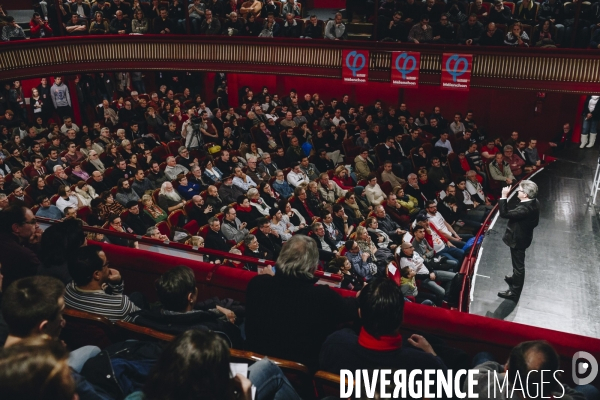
[234,195,263,228]
[319,278,446,376]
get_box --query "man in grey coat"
[221,206,249,242]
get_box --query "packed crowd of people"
[1,0,599,47]
[0,72,554,300]
[1,70,595,399]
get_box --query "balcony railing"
[1,35,600,92]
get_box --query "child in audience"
[400,266,436,306]
[328,256,364,291]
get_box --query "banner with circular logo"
[342,50,369,84]
[391,51,420,88]
[441,53,472,91]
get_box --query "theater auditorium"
[0,0,599,398]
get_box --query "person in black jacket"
[432,15,456,43]
[281,13,302,38]
[243,234,274,266]
[458,14,484,45]
[188,195,213,225]
[302,15,324,39]
[255,217,283,259]
[245,235,358,368]
[488,0,514,25]
[479,22,505,46]
[129,266,243,348]
[123,201,155,235]
[380,12,408,41]
[154,8,176,34]
[205,185,224,213]
[204,217,232,261]
[498,180,540,301]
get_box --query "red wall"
[209,73,581,143]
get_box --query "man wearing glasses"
[176,146,198,170]
[497,181,540,302]
[549,122,572,154]
[0,205,43,291]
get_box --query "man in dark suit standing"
[498,180,540,302]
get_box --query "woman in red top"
[332,165,355,190]
[235,195,263,229]
[170,107,188,132]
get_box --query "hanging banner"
[391,51,420,88]
[441,53,472,91]
[342,50,369,84]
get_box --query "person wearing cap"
[497,181,540,302]
[1,16,26,41]
[124,200,154,235]
[398,241,455,306]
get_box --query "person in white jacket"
[286,163,309,188]
[232,167,257,191]
[364,174,386,206]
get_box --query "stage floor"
[470,146,600,339]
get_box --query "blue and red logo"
[391,51,420,88]
[342,50,369,84]
[441,53,472,91]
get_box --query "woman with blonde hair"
[141,194,168,223]
[131,8,149,33]
[356,224,394,264]
[332,165,356,191]
[504,22,530,46]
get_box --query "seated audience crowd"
[0,70,589,400]
[1,0,599,48]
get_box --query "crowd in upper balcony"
[377,0,600,47]
[1,0,600,47]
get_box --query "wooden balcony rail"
[1,35,600,92]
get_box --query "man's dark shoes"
[504,275,514,285]
[497,290,520,302]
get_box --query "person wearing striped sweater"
[64,244,140,322]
